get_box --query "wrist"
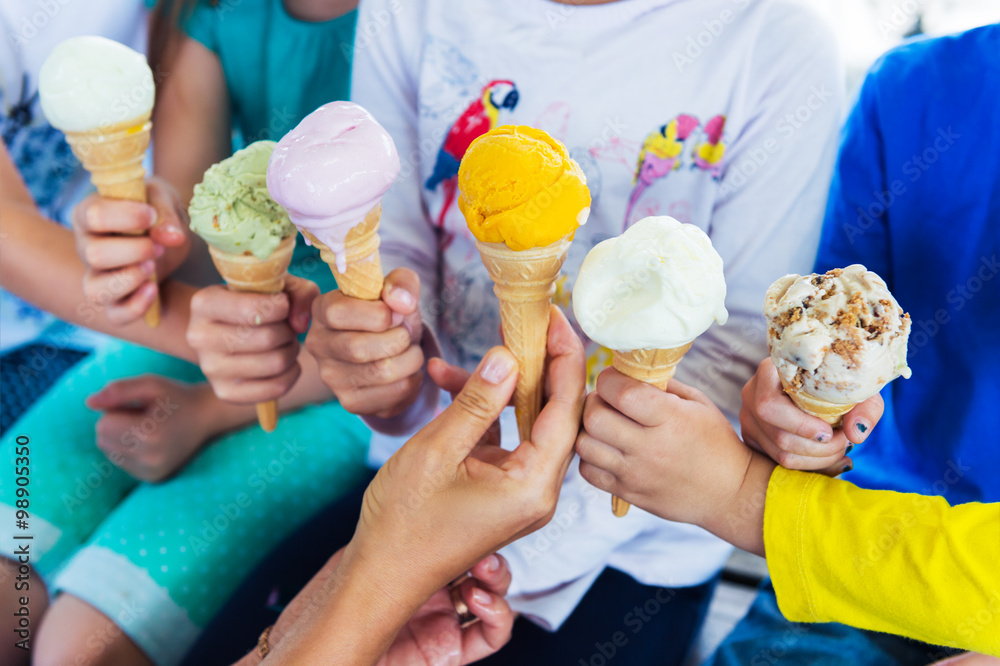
[705,449,775,557]
[194,384,256,440]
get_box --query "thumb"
[381,267,420,316]
[842,392,884,444]
[285,275,320,334]
[422,346,518,460]
[86,375,166,411]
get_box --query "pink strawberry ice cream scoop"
[266,101,400,272]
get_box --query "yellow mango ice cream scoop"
[458,125,591,442]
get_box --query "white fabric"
[357,0,843,629]
[0,0,147,353]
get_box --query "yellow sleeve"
[765,466,1000,657]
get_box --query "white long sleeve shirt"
[352,0,843,630]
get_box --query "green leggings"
[0,341,370,665]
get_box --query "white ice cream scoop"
[573,215,728,351]
[39,35,154,133]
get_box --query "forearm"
[0,202,197,362]
[765,467,1000,655]
[264,542,427,665]
[704,450,774,558]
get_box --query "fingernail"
[816,432,830,443]
[471,588,491,606]
[485,554,500,572]
[254,314,262,326]
[842,462,853,475]
[856,422,869,437]
[845,444,854,455]
[391,312,404,327]
[140,260,155,276]
[389,286,415,309]
[479,350,515,384]
[153,243,165,258]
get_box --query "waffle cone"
[208,235,297,432]
[475,237,572,443]
[300,204,383,301]
[779,376,856,427]
[64,112,160,327]
[608,342,694,517]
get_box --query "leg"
[51,399,371,665]
[709,580,963,666]
[34,594,152,666]
[478,568,717,666]
[0,558,47,666]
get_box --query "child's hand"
[740,359,883,475]
[71,177,190,325]
[576,369,757,528]
[87,376,223,482]
[305,268,425,419]
[187,276,318,403]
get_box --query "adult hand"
[72,177,190,324]
[305,268,425,419]
[186,276,317,403]
[740,358,883,475]
[87,376,222,482]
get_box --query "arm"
[766,467,1000,657]
[0,143,197,361]
[577,370,1000,657]
[254,307,584,664]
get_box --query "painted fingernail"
[856,422,868,434]
[153,243,165,258]
[471,588,491,606]
[816,432,830,443]
[140,260,155,276]
[842,462,853,474]
[485,554,500,572]
[479,350,515,384]
[845,444,854,455]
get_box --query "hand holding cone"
[573,216,728,517]
[189,141,299,432]
[40,37,160,327]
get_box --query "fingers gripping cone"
[609,342,693,517]
[64,112,161,327]
[208,235,297,432]
[476,237,572,443]
[778,378,856,427]
[300,204,384,301]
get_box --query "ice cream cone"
[475,236,572,443]
[209,235,297,432]
[64,112,160,327]
[778,377,856,427]
[300,204,384,301]
[609,342,694,517]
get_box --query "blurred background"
[805,0,1000,93]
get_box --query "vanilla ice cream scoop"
[573,216,728,350]
[765,265,911,404]
[39,36,154,132]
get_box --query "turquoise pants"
[0,341,370,665]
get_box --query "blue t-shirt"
[817,24,1000,504]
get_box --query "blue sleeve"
[814,70,893,282]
